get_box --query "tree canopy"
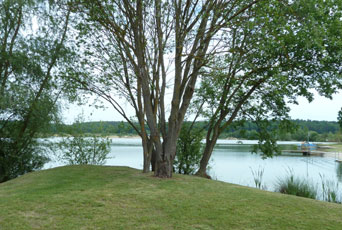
[191,0,342,176]
[64,0,342,178]
[0,0,74,182]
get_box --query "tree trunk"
[154,121,180,177]
[151,147,156,171]
[154,153,173,178]
[142,137,154,173]
[142,149,152,173]
[195,140,216,178]
[196,126,220,178]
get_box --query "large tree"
[0,0,74,182]
[69,0,261,177]
[194,0,342,176]
[69,0,342,178]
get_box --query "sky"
[62,90,342,124]
[288,91,342,121]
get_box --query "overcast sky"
[62,90,342,124]
[288,91,342,121]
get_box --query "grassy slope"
[0,166,341,230]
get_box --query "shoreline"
[322,151,342,161]
[105,135,141,138]
[43,135,342,160]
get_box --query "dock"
[281,150,326,156]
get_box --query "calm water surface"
[45,138,342,192]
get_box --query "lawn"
[0,165,341,230]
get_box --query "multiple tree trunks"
[70,0,342,178]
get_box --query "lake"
[44,138,342,194]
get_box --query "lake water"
[44,138,342,194]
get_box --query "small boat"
[297,142,317,155]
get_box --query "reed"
[275,170,317,199]
[319,174,341,204]
[250,166,266,190]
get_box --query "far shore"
[104,135,240,140]
[46,134,342,160]
[105,135,141,138]
[103,136,342,161]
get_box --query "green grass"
[1,166,342,230]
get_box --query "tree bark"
[196,126,220,178]
[151,147,156,171]
[154,149,173,178]
[142,136,153,173]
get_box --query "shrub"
[275,170,317,199]
[174,123,204,175]
[0,138,49,183]
[56,115,111,165]
[57,135,111,165]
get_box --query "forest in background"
[48,119,341,142]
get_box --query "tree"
[68,0,342,178]
[0,0,74,182]
[68,0,261,177]
[194,0,342,176]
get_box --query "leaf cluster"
[174,123,204,175]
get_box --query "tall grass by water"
[275,170,317,199]
[320,174,341,203]
[250,166,266,190]
[274,169,342,203]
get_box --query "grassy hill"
[0,166,341,230]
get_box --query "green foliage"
[56,116,111,165]
[0,0,73,182]
[275,171,317,200]
[221,119,340,139]
[189,0,342,174]
[174,123,204,175]
[49,119,342,142]
[57,136,111,165]
[53,121,139,136]
[0,138,50,183]
[338,108,342,130]
[252,119,283,158]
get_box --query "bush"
[174,123,203,175]
[0,138,49,183]
[275,171,317,199]
[56,116,111,165]
[57,136,111,165]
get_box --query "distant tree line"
[48,119,341,142]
